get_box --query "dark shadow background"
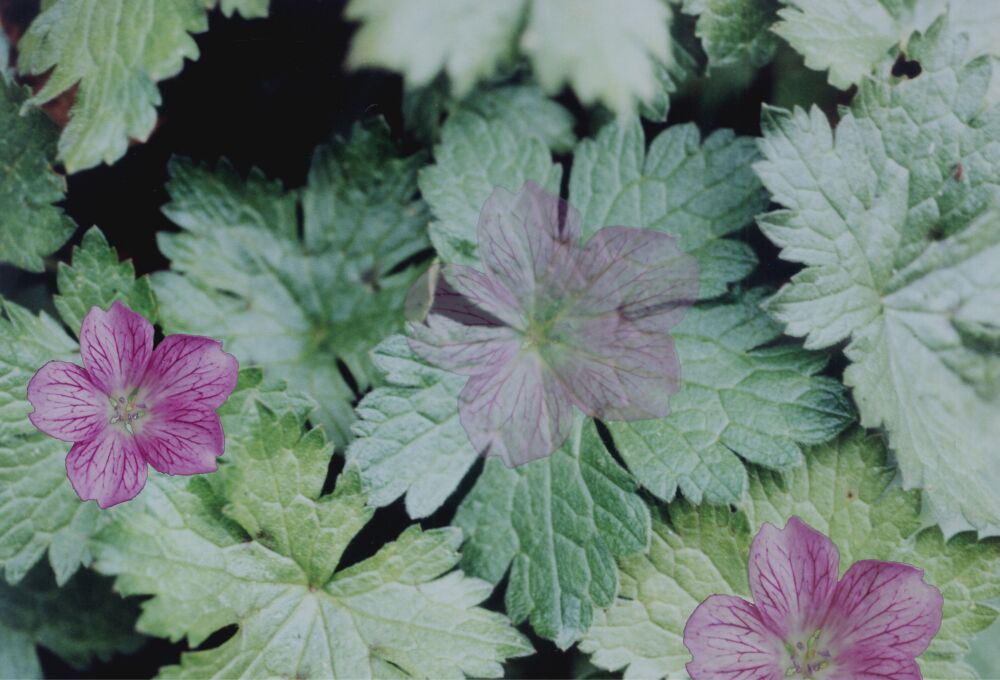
[1,0,847,677]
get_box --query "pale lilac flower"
[409,181,698,466]
[683,516,943,680]
[27,302,238,508]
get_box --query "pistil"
[109,395,147,434]
[784,630,831,678]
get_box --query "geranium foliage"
[2,1,1000,677]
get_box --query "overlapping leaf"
[420,90,567,265]
[346,0,676,118]
[756,19,1000,534]
[92,386,532,679]
[16,0,269,172]
[0,564,143,678]
[580,429,1000,679]
[0,79,74,272]
[154,120,429,446]
[346,335,477,519]
[774,0,1000,90]
[682,0,780,69]
[0,228,153,584]
[605,289,853,506]
[453,415,650,648]
[569,118,767,299]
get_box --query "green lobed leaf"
[755,18,1000,535]
[92,385,532,679]
[569,118,767,299]
[154,121,429,446]
[682,0,781,69]
[0,79,75,272]
[455,86,577,153]
[605,288,853,507]
[16,0,270,172]
[53,227,158,335]
[0,563,143,676]
[453,415,650,648]
[419,92,566,265]
[580,429,1000,678]
[346,0,678,118]
[346,335,477,519]
[0,434,104,587]
[773,0,1000,90]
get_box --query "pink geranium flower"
[409,181,699,466]
[27,302,238,508]
[683,516,943,680]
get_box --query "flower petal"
[27,361,108,442]
[408,314,520,377]
[683,594,785,680]
[748,517,840,639]
[823,560,942,660]
[458,347,575,466]
[136,406,224,475]
[441,264,525,328]
[139,335,239,411]
[477,182,585,314]
[575,226,699,334]
[79,302,154,395]
[66,428,147,508]
[828,646,920,680]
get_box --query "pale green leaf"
[521,0,673,116]
[53,227,158,334]
[0,434,104,586]
[569,118,767,298]
[16,0,269,171]
[774,0,1000,89]
[755,19,1000,534]
[345,0,525,96]
[0,564,142,675]
[420,101,564,265]
[682,0,781,69]
[456,86,577,153]
[346,335,477,519]
[454,415,650,648]
[0,79,74,272]
[161,156,298,239]
[606,289,853,507]
[346,0,677,118]
[301,119,430,266]
[580,430,1000,678]
[93,387,531,678]
[155,122,428,445]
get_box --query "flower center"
[784,629,833,679]
[108,393,147,435]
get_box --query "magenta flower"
[409,181,698,466]
[683,516,943,680]
[27,302,238,508]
